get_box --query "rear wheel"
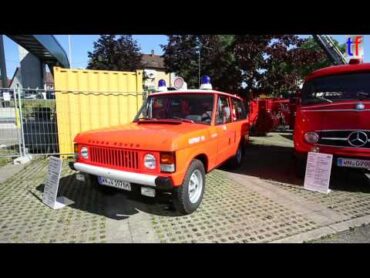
[229,142,244,169]
[173,159,205,215]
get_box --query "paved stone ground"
[312,224,370,243]
[1,132,370,243]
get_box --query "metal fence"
[0,87,147,160]
[0,88,21,158]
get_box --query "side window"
[231,98,247,121]
[216,96,231,125]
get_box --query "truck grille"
[317,130,370,148]
[89,146,139,169]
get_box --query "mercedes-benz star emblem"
[355,102,365,110]
[348,131,368,147]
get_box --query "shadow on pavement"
[228,143,370,193]
[36,173,182,220]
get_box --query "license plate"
[98,176,131,191]
[337,158,370,170]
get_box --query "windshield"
[135,93,215,125]
[302,72,370,105]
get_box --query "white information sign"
[42,156,74,209]
[304,152,333,194]
[3,92,10,101]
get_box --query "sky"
[2,34,370,79]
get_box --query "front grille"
[317,130,370,148]
[89,146,139,169]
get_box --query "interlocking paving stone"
[150,170,318,243]
[270,179,370,222]
[0,158,107,243]
[1,132,370,243]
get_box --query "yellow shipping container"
[54,67,144,158]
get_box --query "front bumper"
[73,162,173,189]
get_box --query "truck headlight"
[81,147,89,159]
[304,132,319,144]
[144,154,156,169]
[160,152,175,173]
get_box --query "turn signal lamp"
[160,152,175,172]
[74,144,79,159]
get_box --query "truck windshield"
[135,93,215,125]
[302,72,370,105]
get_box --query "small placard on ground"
[304,152,333,194]
[42,156,74,209]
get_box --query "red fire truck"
[249,97,293,135]
[294,35,370,175]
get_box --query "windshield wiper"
[315,96,333,103]
[357,92,370,100]
[171,116,194,123]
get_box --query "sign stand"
[42,156,74,209]
[304,152,333,194]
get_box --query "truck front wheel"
[173,159,205,215]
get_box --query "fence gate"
[0,87,59,161]
[0,88,21,160]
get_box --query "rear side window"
[231,98,247,121]
[216,96,231,125]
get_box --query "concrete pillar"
[18,46,43,89]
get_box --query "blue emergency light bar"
[200,75,212,90]
[158,79,167,92]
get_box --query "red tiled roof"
[141,53,165,70]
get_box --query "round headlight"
[144,154,156,169]
[304,132,319,144]
[81,147,89,159]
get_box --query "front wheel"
[294,155,307,179]
[173,159,205,215]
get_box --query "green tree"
[296,36,346,78]
[233,35,273,97]
[87,35,143,71]
[162,35,347,98]
[161,35,241,91]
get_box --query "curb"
[270,214,370,243]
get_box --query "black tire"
[294,155,307,179]
[88,174,117,195]
[229,142,244,169]
[173,159,205,215]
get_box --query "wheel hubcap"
[188,169,203,204]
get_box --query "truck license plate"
[337,158,370,170]
[98,176,131,191]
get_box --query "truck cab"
[294,61,370,175]
[73,78,249,214]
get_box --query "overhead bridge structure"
[7,35,70,71]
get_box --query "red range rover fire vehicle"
[294,59,370,174]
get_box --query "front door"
[215,95,234,164]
